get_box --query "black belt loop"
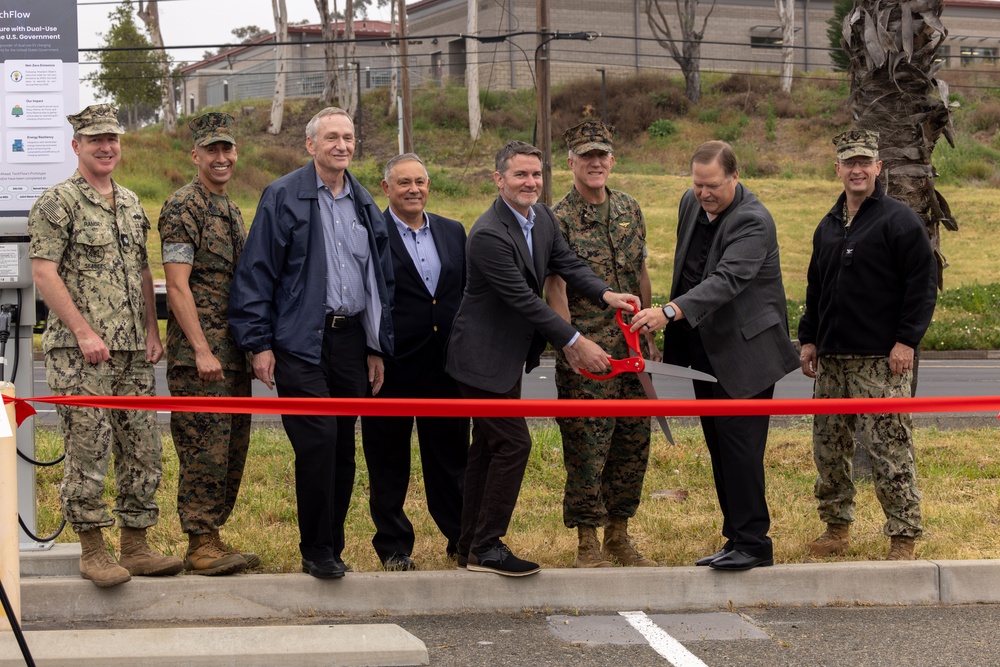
[325,313,362,330]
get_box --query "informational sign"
[0,0,78,214]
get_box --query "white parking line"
[620,611,710,667]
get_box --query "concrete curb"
[19,557,1000,624]
[0,625,428,667]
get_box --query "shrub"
[965,101,1000,134]
[647,119,677,138]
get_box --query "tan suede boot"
[806,523,850,557]
[118,527,185,576]
[77,529,131,588]
[187,533,248,576]
[602,517,657,567]
[574,526,613,568]
[886,536,916,561]
[211,529,260,569]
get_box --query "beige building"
[179,21,394,112]
[406,0,1000,89]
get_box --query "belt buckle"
[330,315,350,329]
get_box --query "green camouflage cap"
[833,129,879,160]
[190,112,236,146]
[563,120,614,155]
[67,104,125,135]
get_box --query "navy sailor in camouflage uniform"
[544,121,660,568]
[798,129,937,561]
[159,112,256,575]
[29,104,183,588]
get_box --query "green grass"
[34,423,1000,572]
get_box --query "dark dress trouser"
[455,378,530,556]
[360,342,468,561]
[274,323,368,563]
[689,329,774,560]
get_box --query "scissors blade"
[635,371,675,446]
[642,360,718,383]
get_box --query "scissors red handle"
[579,306,645,380]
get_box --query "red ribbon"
[4,394,1000,425]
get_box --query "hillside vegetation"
[120,70,1000,349]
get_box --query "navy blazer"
[384,208,466,386]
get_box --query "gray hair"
[384,153,428,183]
[305,107,354,142]
[495,141,542,174]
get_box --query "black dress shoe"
[467,542,540,577]
[383,553,416,571]
[333,556,353,573]
[708,550,774,571]
[301,557,346,579]
[695,547,732,566]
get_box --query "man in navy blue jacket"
[230,107,394,579]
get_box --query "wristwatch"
[662,304,677,323]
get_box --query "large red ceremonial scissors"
[580,306,717,444]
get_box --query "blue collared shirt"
[390,208,441,296]
[502,198,535,259]
[317,174,369,315]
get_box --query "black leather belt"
[326,313,362,330]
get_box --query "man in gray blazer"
[631,140,798,571]
[446,141,640,577]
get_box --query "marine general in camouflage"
[29,103,183,588]
[159,111,254,576]
[544,120,659,569]
[798,128,937,561]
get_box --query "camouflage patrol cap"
[563,120,614,155]
[833,129,879,160]
[190,112,236,146]
[67,104,125,135]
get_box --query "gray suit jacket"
[664,184,798,398]
[446,197,609,393]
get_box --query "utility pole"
[535,0,552,205]
[397,0,413,153]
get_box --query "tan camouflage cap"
[190,112,236,146]
[563,120,614,155]
[67,104,125,135]
[833,129,879,161]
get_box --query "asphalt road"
[27,356,1000,428]
[32,604,1000,667]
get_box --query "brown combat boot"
[886,536,916,561]
[211,529,260,569]
[187,533,248,576]
[574,526,613,568]
[806,523,850,557]
[602,517,658,567]
[77,529,131,588]
[118,526,185,576]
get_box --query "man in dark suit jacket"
[631,140,798,571]
[446,141,640,577]
[361,153,469,571]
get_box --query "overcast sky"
[76,0,396,107]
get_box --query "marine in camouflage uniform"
[798,130,937,561]
[159,112,253,575]
[546,121,658,567]
[29,104,182,587]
